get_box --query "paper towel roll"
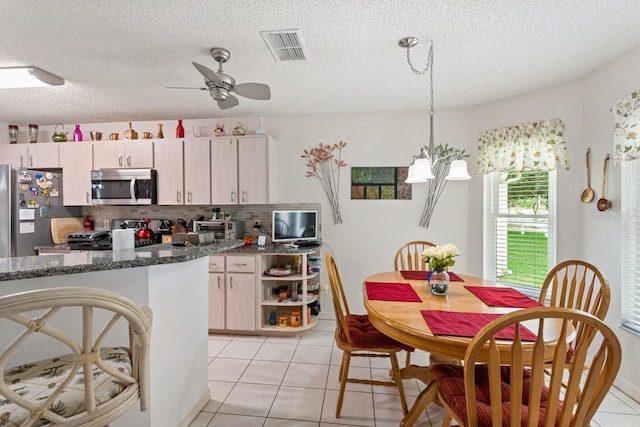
[112,229,135,250]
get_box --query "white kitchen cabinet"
[154,138,210,205]
[60,143,93,205]
[0,143,60,168]
[183,138,211,205]
[208,255,256,332]
[210,135,276,205]
[93,141,153,169]
[208,255,226,330]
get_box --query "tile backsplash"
[84,203,322,240]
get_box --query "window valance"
[613,90,640,165]
[476,118,570,174]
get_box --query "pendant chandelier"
[399,36,470,228]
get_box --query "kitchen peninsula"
[0,240,245,427]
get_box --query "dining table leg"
[400,380,439,427]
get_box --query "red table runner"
[465,286,543,308]
[421,310,537,341]
[400,270,464,282]
[365,282,422,302]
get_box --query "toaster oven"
[192,220,244,241]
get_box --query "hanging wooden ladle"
[581,148,594,203]
[597,154,611,211]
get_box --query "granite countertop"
[0,240,246,282]
[0,241,322,282]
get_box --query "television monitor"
[272,210,318,243]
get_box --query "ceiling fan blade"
[234,83,271,100]
[192,62,221,84]
[165,86,207,90]
[217,95,239,110]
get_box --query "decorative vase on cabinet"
[176,120,185,138]
[157,123,164,139]
[73,125,83,142]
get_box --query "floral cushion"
[432,363,565,427]
[1,347,132,426]
[342,314,414,352]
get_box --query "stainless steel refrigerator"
[0,164,81,257]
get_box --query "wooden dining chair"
[325,253,414,417]
[393,240,436,271]
[538,260,610,388]
[0,287,152,426]
[426,307,621,427]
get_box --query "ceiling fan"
[167,47,271,109]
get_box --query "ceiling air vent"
[261,29,307,62]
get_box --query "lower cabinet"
[208,255,256,332]
[208,249,321,334]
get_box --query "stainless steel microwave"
[91,169,157,205]
[192,220,244,241]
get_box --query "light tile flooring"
[190,315,640,427]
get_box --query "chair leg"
[405,350,411,367]
[390,352,409,415]
[442,410,453,427]
[336,350,351,418]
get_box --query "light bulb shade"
[405,164,427,183]
[0,67,65,89]
[446,159,471,180]
[416,158,435,180]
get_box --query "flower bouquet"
[422,243,459,295]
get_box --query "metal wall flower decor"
[301,141,347,224]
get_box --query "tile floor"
[190,314,640,427]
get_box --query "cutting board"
[51,217,84,244]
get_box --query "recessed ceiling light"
[0,66,65,89]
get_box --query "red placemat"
[421,310,537,341]
[400,271,464,282]
[465,286,543,308]
[365,282,422,302]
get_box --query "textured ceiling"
[2,0,640,125]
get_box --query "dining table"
[363,270,571,427]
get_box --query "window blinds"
[621,160,640,335]
[484,170,556,295]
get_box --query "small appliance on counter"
[192,220,243,241]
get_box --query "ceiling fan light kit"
[170,47,271,110]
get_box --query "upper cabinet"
[0,143,60,168]
[60,143,93,206]
[211,135,276,205]
[154,138,210,205]
[93,141,153,169]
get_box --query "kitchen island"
[0,240,245,427]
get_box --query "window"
[621,159,640,335]
[483,170,556,296]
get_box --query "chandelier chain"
[405,42,435,115]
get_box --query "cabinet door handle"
[217,276,222,288]
[187,191,192,204]
[20,155,24,167]
[229,277,233,289]
[230,190,236,203]
[86,192,90,204]
[29,155,34,167]
[177,191,181,203]
[232,263,247,267]
[127,155,131,166]
[119,155,123,167]
[241,190,247,204]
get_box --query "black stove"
[67,230,157,251]
[68,238,156,251]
